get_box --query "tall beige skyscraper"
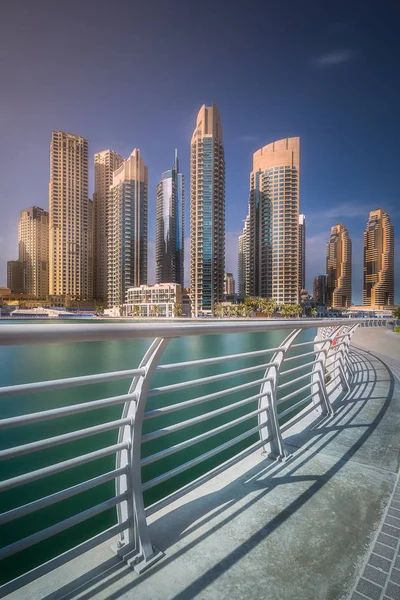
[326,223,352,308]
[18,206,49,298]
[49,131,92,299]
[298,213,306,293]
[107,149,148,308]
[93,150,123,302]
[247,137,300,304]
[238,212,250,298]
[190,102,225,316]
[363,208,394,307]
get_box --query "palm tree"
[132,305,140,316]
[214,303,224,318]
[152,305,159,317]
[392,307,400,320]
[310,307,317,318]
[240,304,252,318]
[173,303,183,317]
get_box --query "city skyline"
[1,1,400,303]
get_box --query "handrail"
[0,318,366,592]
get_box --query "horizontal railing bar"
[143,422,263,491]
[0,418,132,461]
[0,368,145,399]
[281,359,321,376]
[0,467,128,526]
[0,319,360,346]
[144,375,273,419]
[290,340,326,349]
[145,438,267,517]
[148,362,276,398]
[0,493,127,560]
[0,521,130,598]
[142,392,267,444]
[278,371,311,390]
[278,392,315,419]
[0,442,129,492]
[284,350,321,362]
[156,347,283,372]
[141,406,265,466]
[0,392,136,430]
[277,381,313,405]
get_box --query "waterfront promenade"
[5,326,400,600]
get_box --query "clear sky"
[1,0,399,303]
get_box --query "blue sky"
[0,0,399,303]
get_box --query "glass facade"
[156,150,184,285]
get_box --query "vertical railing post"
[115,337,170,573]
[311,327,333,416]
[258,329,301,461]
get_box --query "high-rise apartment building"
[190,103,225,316]
[93,150,123,302]
[7,260,23,294]
[313,274,328,305]
[156,150,184,285]
[247,137,300,304]
[224,272,235,296]
[326,224,352,308]
[298,213,306,293]
[49,131,92,299]
[17,206,49,298]
[363,208,394,307]
[107,149,148,308]
[238,213,250,298]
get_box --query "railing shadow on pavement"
[36,347,396,600]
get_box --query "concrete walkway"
[6,344,400,600]
[352,328,400,381]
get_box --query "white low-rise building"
[124,283,183,318]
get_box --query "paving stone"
[374,542,396,560]
[395,556,400,570]
[352,593,372,600]
[388,508,400,518]
[385,581,400,599]
[368,554,392,573]
[381,524,400,538]
[377,533,398,549]
[363,564,388,587]
[386,515,400,528]
[389,568,400,585]
[391,500,400,510]
[356,578,384,600]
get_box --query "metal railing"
[0,319,363,594]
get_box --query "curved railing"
[0,319,365,593]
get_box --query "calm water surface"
[0,319,315,584]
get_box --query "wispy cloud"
[307,202,367,226]
[313,49,357,67]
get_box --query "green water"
[0,320,315,584]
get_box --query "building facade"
[17,206,49,298]
[7,260,23,294]
[49,131,92,299]
[363,208,394,307]
[107,149,148,308]
[190,103,225,316]
[156,150,184,285]
[124,283,182,318]
[238,213,250,299]
[326,224,352,308]
[298,213,306,293]
[93,149,123,302]
[247,137,300,304]
[224,272,235,296]
[313,274,328,306]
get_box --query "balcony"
[0,320,399,599]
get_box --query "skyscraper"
[49,131,92,299]
[313,274,328,305]
[190,103,225,316]
[224,272,235,296]
[18,206,49,298]
[7,261,23,294]
[363,208,394,307]
[238,213,250,298]
[326,224,352,308]
[156,150,184,285]
[298,213,306,293]
[247,137,300,304]
[93,150,123,302]
[107,149,148,308]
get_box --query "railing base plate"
[111,543,164,574]
[262,450,293,463]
